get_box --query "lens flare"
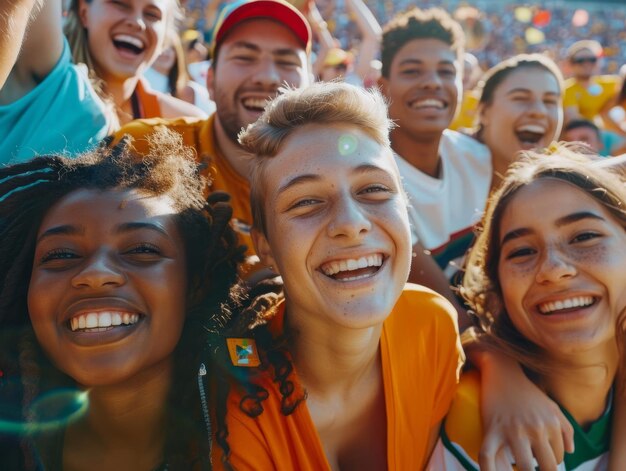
[0,388,89,435]
[338,134,358,156]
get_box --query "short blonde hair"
[239,81,394,237]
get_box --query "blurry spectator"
[449,52,482,130]
[182,29,211,85]
[561,118,603,153]
[145,33,215,114]
[64,0,205,126]
[311,0,381,85]
[474,54,563,188]
[562,40,621,131]
[378,7,490,318]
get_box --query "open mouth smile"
[319,254,385,282]
[112,34,146,56]
[68,310,142,333]
[515,124,547,147]
[537,295,596,315]
[408,98,447,110]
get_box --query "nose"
[535,248,576,284]
[71,250,126,289]
[527,97,548,117]
[326,196,372,240]
[251,58,281,89]
[420,70,443,90]
[125,10,146,31]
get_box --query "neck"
[540,341,617,428]
[576,76,592,87]
[213,115,253,180]
[286,302,383,397]
[101,74,141,125]
[490,151,510,191]
[65,358,172,457]
[390,128,443,178]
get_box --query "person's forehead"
[572,48,596,59]
[265,125,395,186]
[394,38,458,64]
[42,188,177,224]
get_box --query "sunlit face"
[480,66,562,176]
[79,0,171,81]
[497,179,626,357]
[28,189,187,387]
[253,124,412,329]
[379,38,461,138]
[208,19,310,143]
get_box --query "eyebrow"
[277,174,321,195]
[277,164,392,195]
[501,211,605,245]
[37,225,83,244]
[116,222,169,237]
[506,88,559,96]
[398,59,455,67]
[230,41,301,57]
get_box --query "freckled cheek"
[570,245,613,267]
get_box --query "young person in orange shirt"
[211,81,464,470]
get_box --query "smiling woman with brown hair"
[474,54,564,190]
[430,144,626,470]
[0,130,243,470]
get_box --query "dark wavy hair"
[0,129,245,470]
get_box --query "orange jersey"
[213,284,464,470]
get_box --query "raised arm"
[344,0,381,81]
[306,2,336,79]
[1,0,63,101]
[0,0,40,88]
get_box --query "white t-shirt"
[394,130,492,278]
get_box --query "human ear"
[251,228,279,275]
[206,65,215,100]
[78,0,90,28]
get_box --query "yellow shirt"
[563,75,620,121]
[450,90,480,131]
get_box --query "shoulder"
[389,284,459,334]
[157,92,208,119]
[441,130,491,162]
[112,115,211,154]
[596,75,621,87]
[564,77,579,91]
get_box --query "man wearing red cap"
[112,0,312,274]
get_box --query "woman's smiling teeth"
[515,124,546,145]
[112,34,145,55]
[537,296,595,315]
[320,254,383,281]
[70,311,141,332]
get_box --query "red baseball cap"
[210,0,312,57]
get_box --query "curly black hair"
[0,129,245,470]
